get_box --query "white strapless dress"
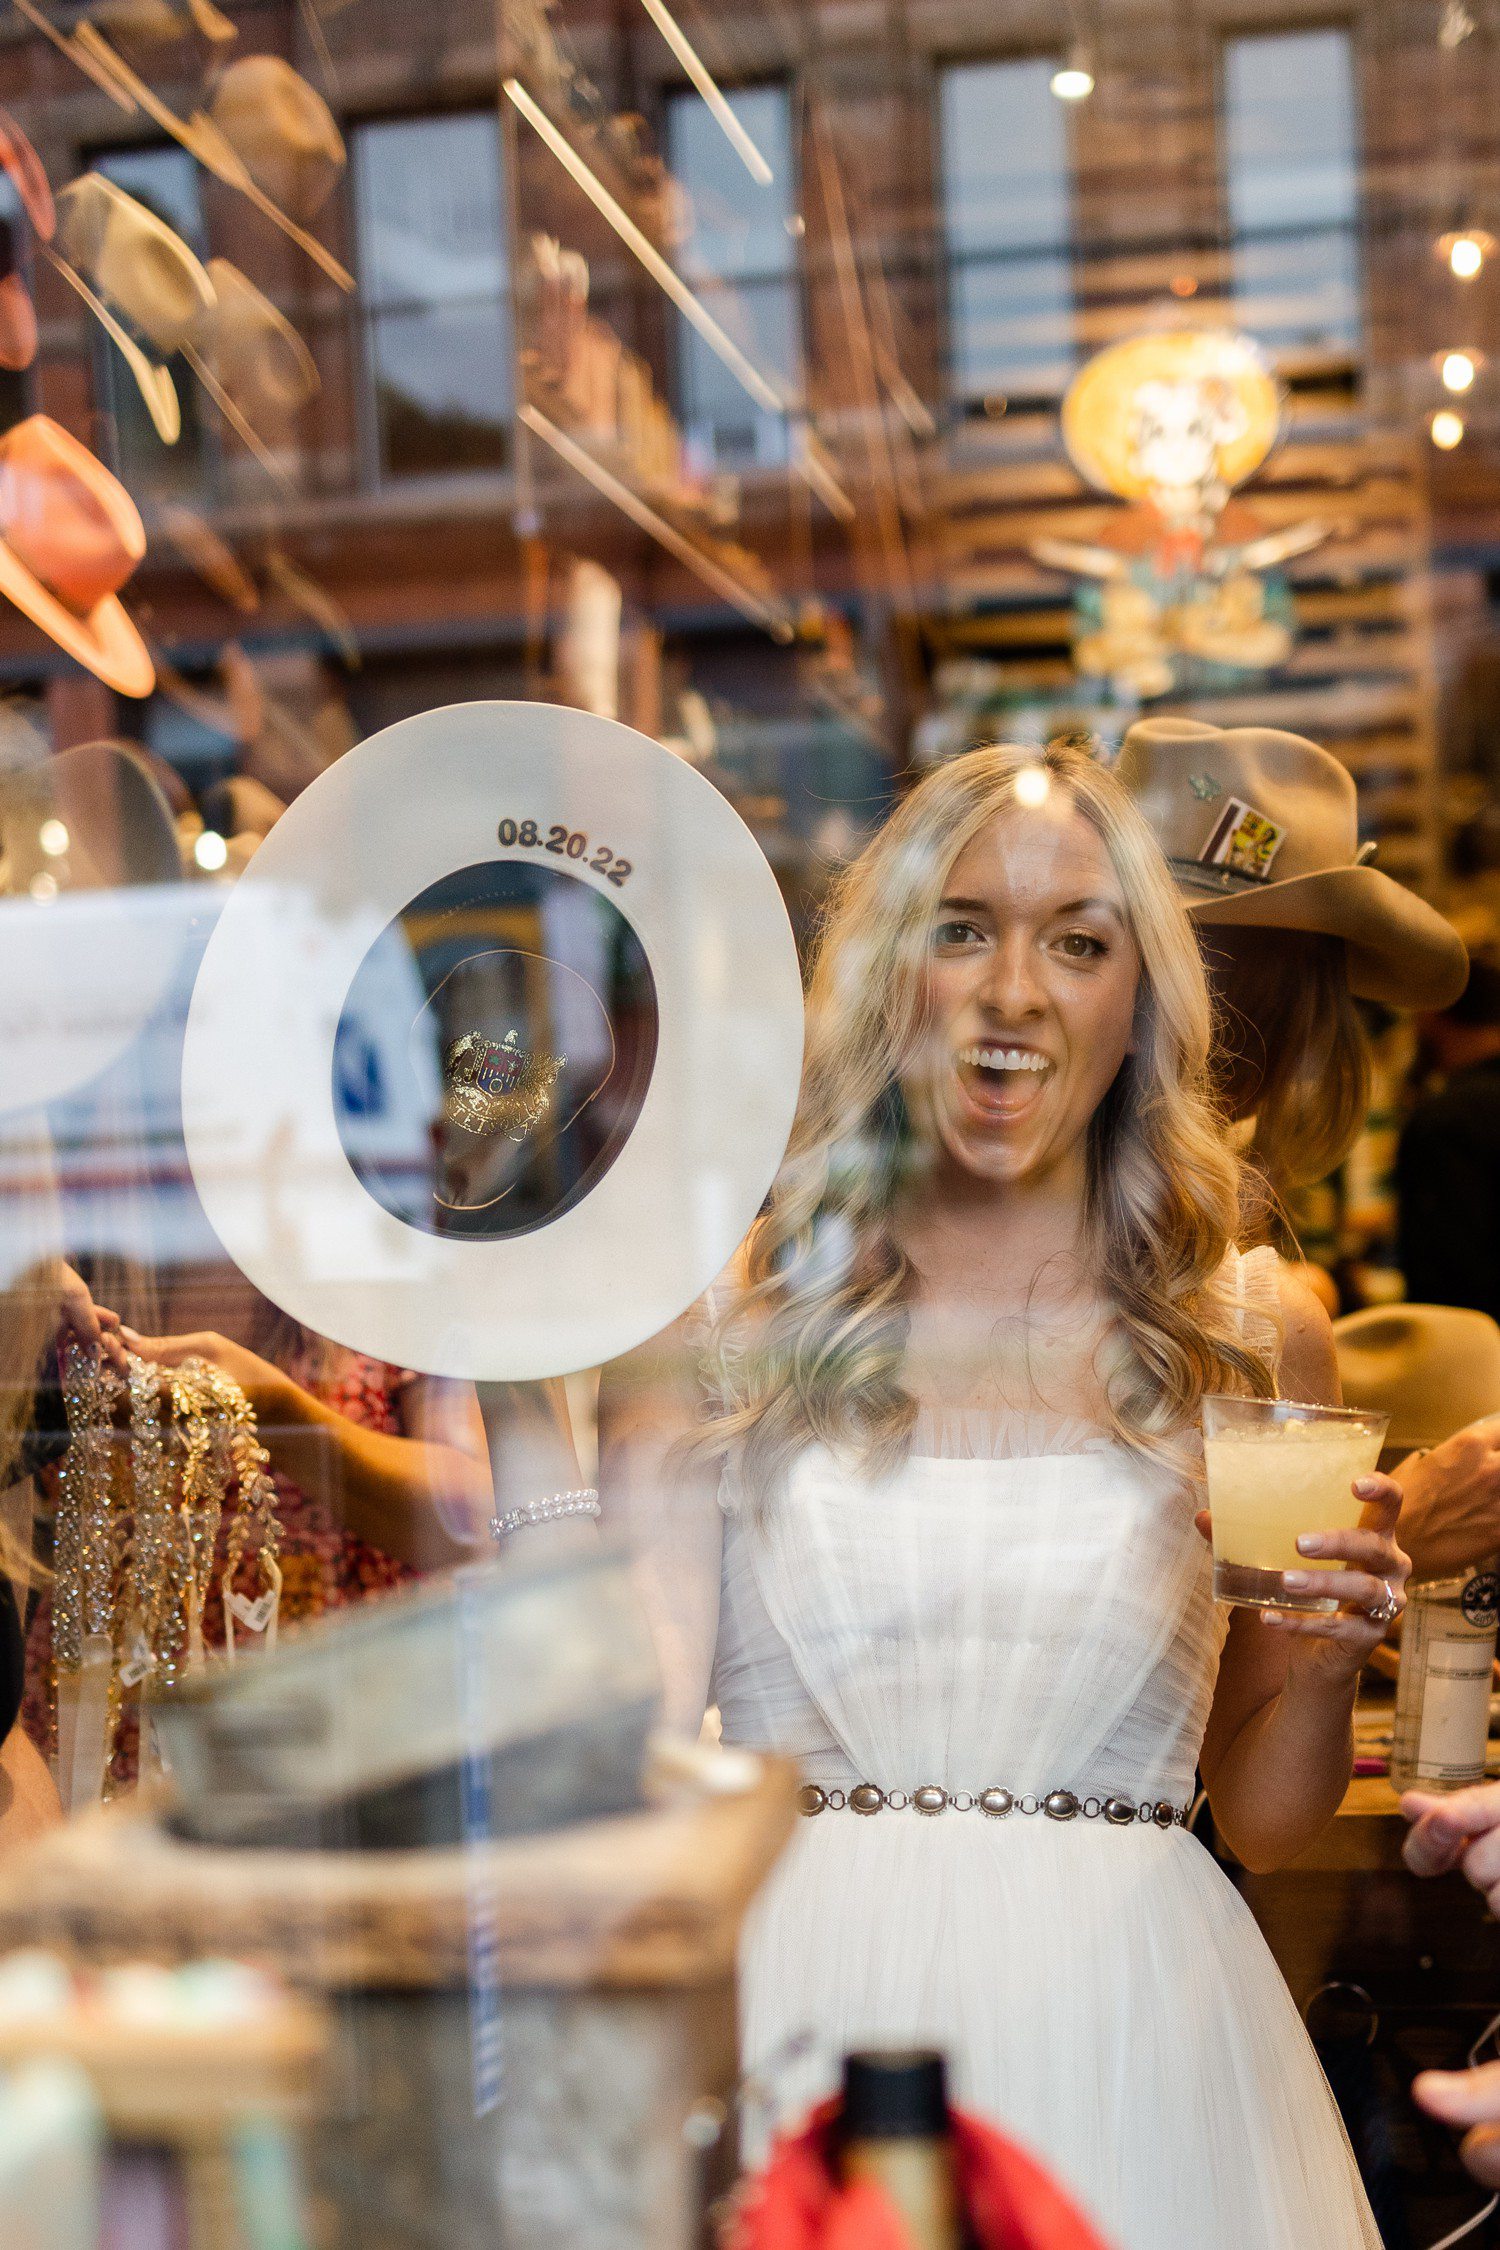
[712,1415,1382,2249]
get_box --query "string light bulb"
[1014,764,1052,809]
[1440,349,1479,393]
[1050,44,1095,100]
[1438,228,1494,280]
[194,830,228,872]
[1432,409,1466,450]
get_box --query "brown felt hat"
[1334,1304,1500,1453]
[1116,716,1469,1011]
[0,415,155,696]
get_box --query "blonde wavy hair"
[696,742,1277,1502]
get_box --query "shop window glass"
[666,83,800,471]
[940,56,1075,404]
[95,145,213,501]
[352,111,512,484]
[1223,28,1361,353]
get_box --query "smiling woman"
[695,739,1271,1499]
[599,738,1407,2250]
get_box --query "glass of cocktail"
[1201,1396,1390,1612]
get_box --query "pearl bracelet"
[488,1488,601,1543]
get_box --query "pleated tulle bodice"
[714,1424,1226,1805]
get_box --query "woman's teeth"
[957,1045,1049,1074]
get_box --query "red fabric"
[731,2098,1118,2250]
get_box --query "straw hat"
[1116,716,1468,1009]
[56,171,214,353]
[192,257,318,414]
[1334,1304,1500,1453]
[0,416,155,697]
[208,57,345,219]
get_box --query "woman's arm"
[1199,1263,1410,1873]
[597,1307,724,1740]
[119,1328,497,1572]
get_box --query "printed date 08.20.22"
[496,818,632,885]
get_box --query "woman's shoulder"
[1225,1244,1338,1402]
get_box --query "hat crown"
[209,56,345,215]
[1334,1303,1500,1451]
[1118,717,1359,888]
[0,417,141,614]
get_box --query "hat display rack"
[0,2,354,693]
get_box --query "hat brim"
[0,537,155,698]
[1182,861,1468,1011]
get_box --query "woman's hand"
[1402,1783,1500,2187]
[118,1328,292,1423]
[1401,1778,1500,1901]
[1260,1470,1409,1685]
[1195,1470,1410,1686]
[56,1265,125,1373]
[1396,1419,1500,1581]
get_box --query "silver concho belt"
[797,1783,1190,1828]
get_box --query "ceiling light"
[1438,228,1494,280]
[1431,409,1466,449]
[1441,350,1478,392]
[1050,45,1095,100]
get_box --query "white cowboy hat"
[180,703,805,1382]
[0,738,188,1115]
[1116,716,1468,1010]
[1333,1304,1500,1453]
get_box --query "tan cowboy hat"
[190,257,318,416]
[56,171,213,353]
[1334,1304,1500,1453]
[0,415,155,697]
[53,172,216,444]
[208,56,345,220]
[1116,716,1468,1010]
[88,0,235,43]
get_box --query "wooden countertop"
[0,1745,800,1993]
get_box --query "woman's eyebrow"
[937,894,989,913]
[1053,895,1125,921]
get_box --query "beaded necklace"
[54,1342,283,1790]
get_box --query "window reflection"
[667,83,800,469]
[351,112,512,482]
[940,57,1076,403]
[1223,29,1362,355]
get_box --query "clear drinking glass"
[1201,1396,1390,1612]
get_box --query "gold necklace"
[52,1342,284,1787]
